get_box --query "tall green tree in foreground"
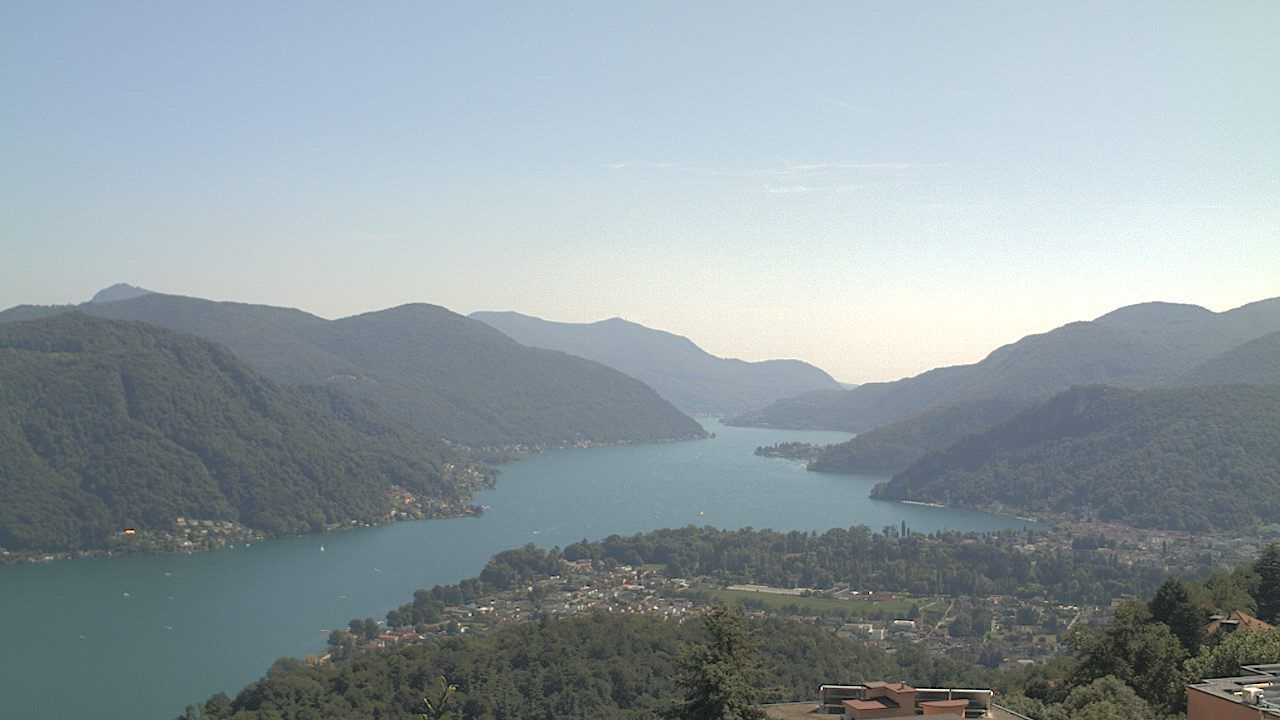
[1148,578,1204,654]
[1256,543,1280,624]
[669,604,766,720]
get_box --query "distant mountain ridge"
[88,283,152,304]
[870,384,1280,533]
[730,297,1280,433]
[471,311,841,415]
[1174,329,1280,387]
[0,292,707,447]
[0,314,488,553]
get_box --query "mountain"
[470,311,842,415]
[88,283,152,304]
[1174,330,1280,387]
[730,298,1280,433]
[0,314,488,553]
[0,293,707,447]
[870,384,1280,532]
[808,396,1030,474]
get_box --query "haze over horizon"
[4,2,1277,383]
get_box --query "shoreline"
[0,493,488,567]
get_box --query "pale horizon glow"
[3,2,1278,383]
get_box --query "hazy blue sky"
[3,2,1277,382]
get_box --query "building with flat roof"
[761,682,1033,719]
[1187,664,1280,719]
[818,683,999,718]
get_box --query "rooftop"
[1188,664,1280,718]
[761,702,1033,720]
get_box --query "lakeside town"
[321,521,1274,673]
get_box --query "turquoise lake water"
[0,419,1039,720]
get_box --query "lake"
[0,419,1038,720]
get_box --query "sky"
[3,2,1277,384]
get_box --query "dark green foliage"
[809,397,1029,473]
[0,314,483,552]
[753,442,823,461]
[1203,566,1260,616]
[873,384,1280,532]
[471,311,842,415]
[1048,676,1159,720]
[191,613,905,720]
[731,297,1280,432]
[1185,626,1280,680]
[0,293,707,447]
[1013,547,1280,718]
[1147,579,1205,654]
[1256,543,1280,624]
[667,604,766,720]
[558,525,1166,605]
[1065,601,1189,715]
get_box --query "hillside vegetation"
[731,298,1280,433]
[187,612,919,720]
[809,397,1030,474]
[0,293,707,447]
[472,311,841,415]
[872,384,1280,532]
[0,314,489,553]
[1174,329,1280,387]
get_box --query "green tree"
[1204,568,1259,615]
[668,604,766,720]
[1067,601,1187,715]
[1255,543,1280,624]
[1045,676,1156,720]
[1148,578,1204,654]
[1185,627,1280,681]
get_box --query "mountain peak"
[1093,301,1213,327]
[89,283,153,304]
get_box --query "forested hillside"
[0,292,707,447]
[0,314,489,553]
[730,298,1280,433]
[1175,329,1280,386]
[809,397,1029,474]
[472,311,841,415]
[872,385,1280,532]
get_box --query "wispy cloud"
[603,161,687,170]
[764,184,869,195]
[764,162,945,178]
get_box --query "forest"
[808,396,1028,473]
[0,314,492,552]
[873,384,1280,532]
